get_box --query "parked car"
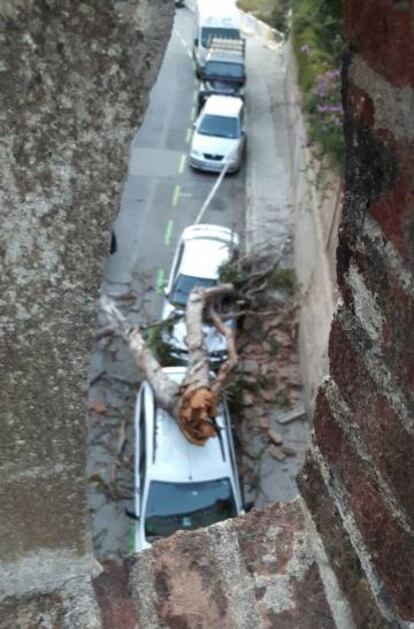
[189,95,246,173]
[161,223,239,364]
[198,37,246,111]
[131,367,244,552]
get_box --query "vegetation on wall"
[237,0,344,166]
[291,0,344,166]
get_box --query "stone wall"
[0,0,173,599]
[284,43,343,411]
[299,0,414,625]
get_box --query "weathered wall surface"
[0,0,173,599]
[284,43,342,410]
[300,0,414,625]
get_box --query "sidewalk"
[245,36,292,255]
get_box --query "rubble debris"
[276,405,306,425]
[258,416,270,430]
[281,445,296,457]
[88,400,107,414]
[269,445,287,461]
[268,430,283,445]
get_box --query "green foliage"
[268,268,296,293]
[270,0,291,33]
[143,324,179,367]
[291,0,344,166]
[267,336,281,356]
[225,378,245,418]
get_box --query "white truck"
[193,0,242,77]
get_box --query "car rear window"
[145,478,237,539]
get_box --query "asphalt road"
[104,5,245,316]
[88,4,308,558]
[88,6,246,557]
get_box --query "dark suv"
[198,37,246,111]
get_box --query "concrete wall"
[0,0,173,601]
[284,43,343,410]
[300,0,414,625]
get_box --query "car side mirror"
[125,508,140,521]
[163,287,169,297]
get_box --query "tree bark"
[101,284,237,446]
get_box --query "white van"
[193,0,241,76]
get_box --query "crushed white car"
[161,223,239,364]
[131,367,244,552]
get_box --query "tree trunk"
[100,284,237,446]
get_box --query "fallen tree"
[101,284,237,446]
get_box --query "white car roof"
[148,367,233,484]
[180,224,238,280]
[202,95,244,117]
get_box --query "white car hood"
[162,301,230,355]
[192,133,240,158]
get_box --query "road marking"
[186,128,192,144]
[178,154,186,174]
[193,91,197,105]
[187,50,192,60]
[172,184,181,208]
[156,269,165,292]
[164,219,174,246]
[190,106,196,122]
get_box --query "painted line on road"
[164,220,174,246]
[156,269,165,292]
[186,128,192,144]
[172,184,181,208]
[190,106,196,122]
[187,50,192,60]
[193,91,197,105]
[178,154,186,174]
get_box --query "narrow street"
[87,4,308,557]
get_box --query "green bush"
[236,0,344,165]
[291,0,344,166]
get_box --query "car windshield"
[198,114,239,139]
[144,478,237,538]
[171,275,216,306]
[205,61,244,80]
[201,27,240,47]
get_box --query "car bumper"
[189,155,239,173]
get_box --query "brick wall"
[299,0,414,625]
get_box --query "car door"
[239,106,246,153]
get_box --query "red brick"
[348,84,375,128]
[345,0,414,88]
[314,387,414,620]
[93,559,137,629]
[298,455,391,628]
[349,243,414,396]
[368,138,414,266]
[328,317,414,525]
